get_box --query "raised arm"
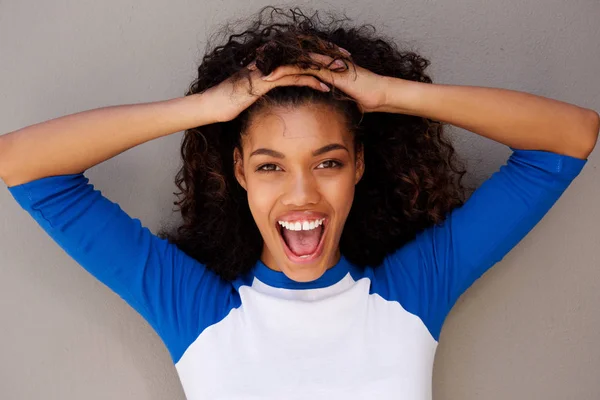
[0,61,330,186]
[0,93,237,362]
[0,64,332,361]
[7,171,239,362]
[379,147,587,340]
[379,78,599,160]
[370,77,598,341]
[0,94,214,186]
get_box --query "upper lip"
[275,210,328,223]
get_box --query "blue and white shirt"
[7,148,587,399]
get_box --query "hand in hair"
[200,58,332,124]
[259,50,390,114]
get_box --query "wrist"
[182,92,219,127]
[377,77,424,116]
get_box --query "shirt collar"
[250,255,352,290]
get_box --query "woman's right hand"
[200,61,331,123]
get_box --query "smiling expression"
[234,103,364,282]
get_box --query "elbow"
[0,135,8,185]
[580,109,599,158]
[0,133,19,187]
[565,109,599,160]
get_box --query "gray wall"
[1,0,598,399]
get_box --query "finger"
[270,74,330,92]
[246,59,257,71]
[262,60,342,82]
[324,40,352,56]
[307,52,336,66]
[308,52,348,71]
[261,65,308,82]
[261,51,353,82]
[338,47,351,57]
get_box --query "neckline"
[251,255,352,290]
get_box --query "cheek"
[246,179,278,226]
[320,171,356,215]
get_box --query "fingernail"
[261,72,274,81]
[320,82,330,92]
[339,47,351,56]
[333,59,345,68]
[247,60,256,70]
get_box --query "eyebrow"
[249,143,349,158]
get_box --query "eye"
[257,163,283,173]
[316,160,343,169]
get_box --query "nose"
[281,170,321,207]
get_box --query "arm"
[0,93,236,363]
[378,147,587,340]
[258,53,598,157]
[0,66,327,360]
[379,78,599,160]
[7,172,237,363]
[0,56,329,186]
[0,93,214,186]
[373,80,596,341]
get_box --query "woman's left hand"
[253,51,390,113]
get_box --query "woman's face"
[234,103,364,282]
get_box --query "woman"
[1,6,597,400]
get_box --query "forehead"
[242,104,353,152]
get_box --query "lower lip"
[278,220,328,264]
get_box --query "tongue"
[282,225,323,256]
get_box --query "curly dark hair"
[157,6,471,281]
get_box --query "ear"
[233,147,247,191]
[354,143,365,184]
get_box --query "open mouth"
[276,218,328,264]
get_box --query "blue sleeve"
[374,148,587,341]
[6,172,240,363]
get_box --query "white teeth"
[278,218,325,231]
